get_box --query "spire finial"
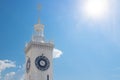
[37,3,41,11]
[38,17,40,24]
[37,3,41,24]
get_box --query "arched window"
[47,75,49,80]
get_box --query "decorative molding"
[25,41,54,53]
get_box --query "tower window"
[47,75,49,80]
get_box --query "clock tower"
[24,15,54,80]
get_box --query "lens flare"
[83,0,109,19]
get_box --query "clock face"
[35,55,50,71]
[26,58,31,73]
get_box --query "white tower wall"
[25,18,54,80]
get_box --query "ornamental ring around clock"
[26,58,31,73]
[35,55,50,71]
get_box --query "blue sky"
[0,0,120,80]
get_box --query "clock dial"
[40,60,46,66]
[35,55,50,71]
[26,58,31,73]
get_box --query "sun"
[83,0,109,19]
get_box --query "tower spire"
[32,4,45,42]
[38,17,40,24]
[37,3,41,24]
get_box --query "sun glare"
[83,0,109,19]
